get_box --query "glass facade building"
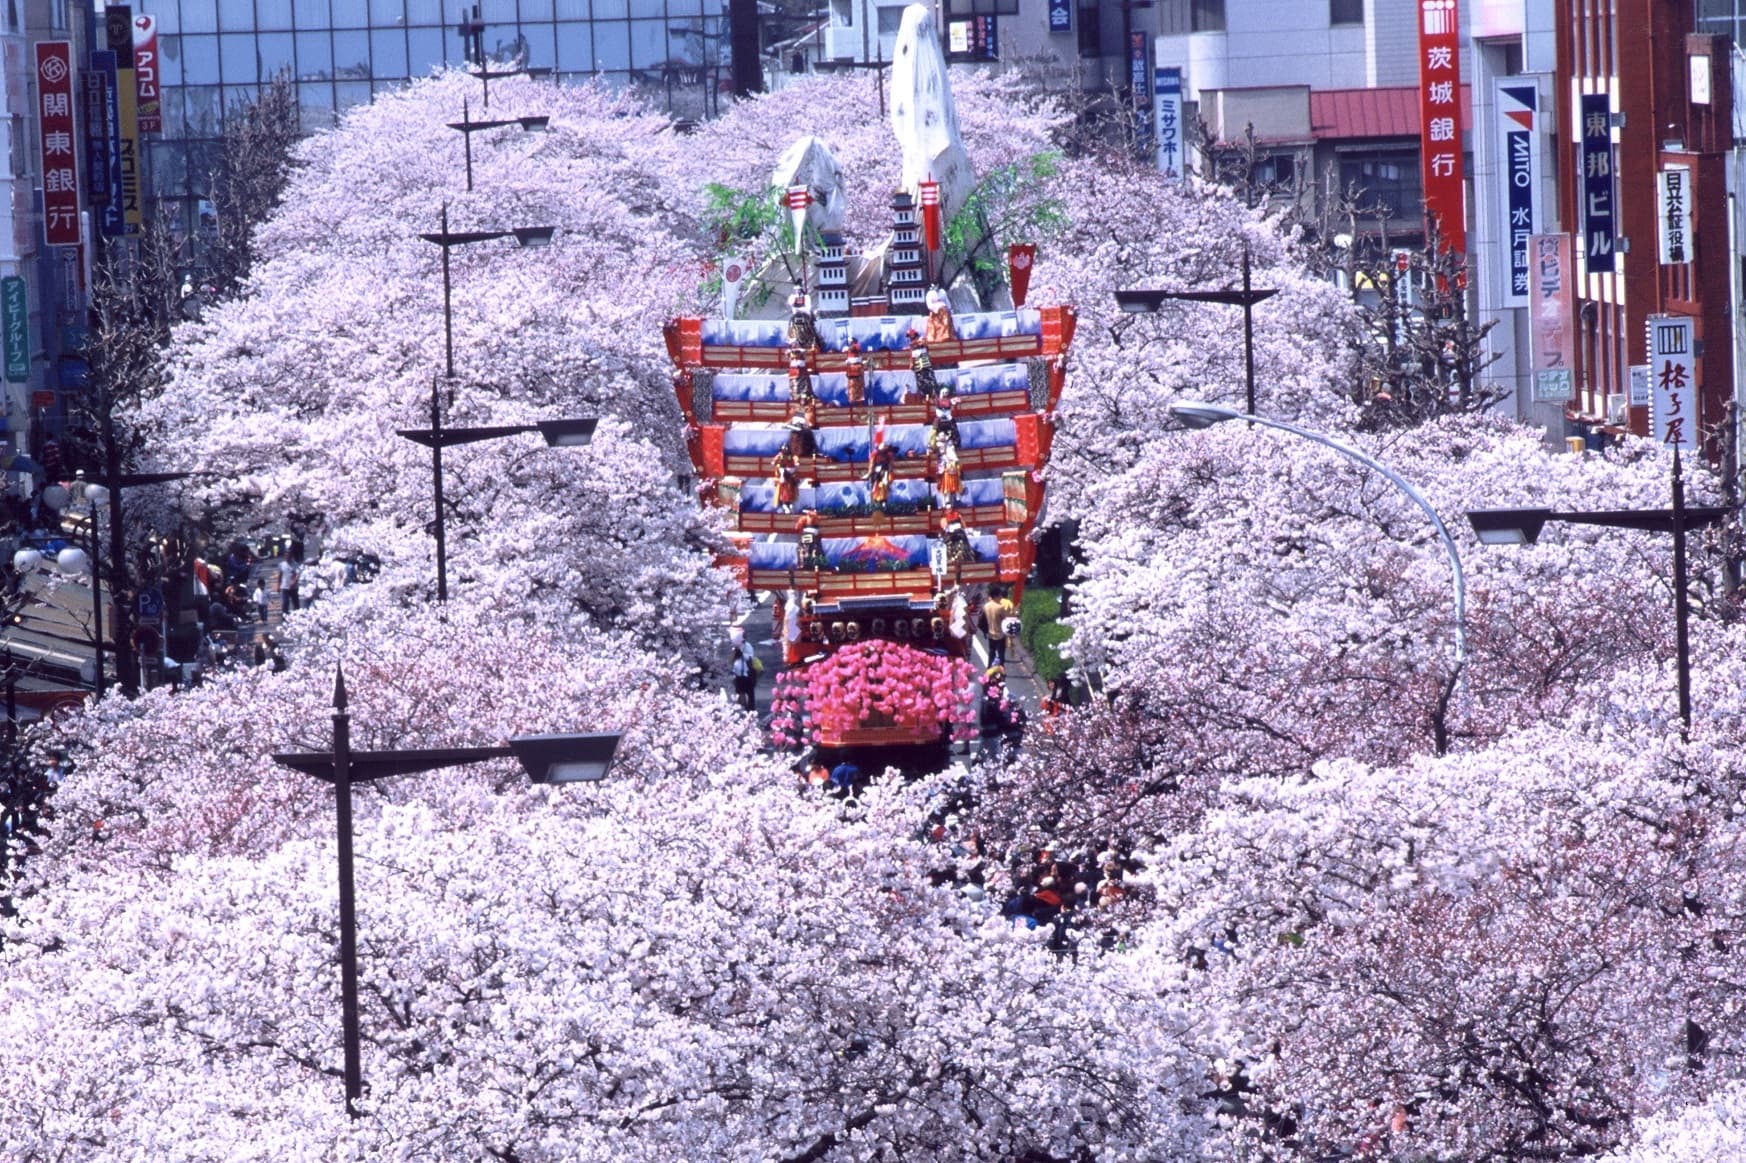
[134,0,727,229]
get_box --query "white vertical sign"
[1648,314,1697,450]
[1154,66,1183,182]
[1657,166,1691,265]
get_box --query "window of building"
[1076,3,1101,55]
[1330,0,1364,26]
[1191,0,1226,32]
[947,0,1020,14]
[1338,149,1423,221]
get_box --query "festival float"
[667,5,1072,753]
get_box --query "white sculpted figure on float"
[889,4,975,223]
[769,135,848,235]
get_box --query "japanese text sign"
[1648,314,1696,450]
[35,41,80,247]
[1529,233,1574,402]
[1579,92,1616,273]
[1155,67,1183,181]
[1658,165,1691,265]
[133,14,160,134]
[2,277,27,383]
[1048,0,1071,33]
[1416,0,1465,254]
[1498,82,1538,306]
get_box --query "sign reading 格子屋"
[1648,314,1696,450]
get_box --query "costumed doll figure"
[924,286,957,344]
[869,444,896,512]
[795,512,828,571]
[787,292,818,351]
[942,507,973,566]
[773,446,801,513]
[906,330,939,401]
[786,416,817,458]
[787,347,815,406]
[843,339,866,407]
[938,442,962,499]
[933,388,959,451]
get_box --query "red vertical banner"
[918,178,941,252]
[133,14,161,134]
[1416,0,1465,255]
[1008,244,1036,307]
[35,41,80,247]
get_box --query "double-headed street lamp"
[1117,250,1279,418]
[1467,488,1729,734]
[447,99,548,192]
[272,666,622,1119]
[455,3,552,109]
[414,206,566,602]
[396,415,600,601]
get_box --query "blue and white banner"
[1497,82,1538,306]
[1048,0,1071,33]
[1154,67,1183,181]
[1579,92,1616,274]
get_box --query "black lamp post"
[447,99,548,192]
[416,206,559,602]
[454,3,552,109]
[1116,249,1279,417]
[271,666,622,1119]
[1467,460,1729,732]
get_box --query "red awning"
[1309,85,1472,139]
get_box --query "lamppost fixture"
[1169,400,1468,750]
[1466,499,1729,732]
[18,479,114,695]
[455,3,553,108]
[415,205,560,602]
[1117,249,1279,417]
[271,665,622,1118]
[447,99,549,192]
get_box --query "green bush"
[1018,586,1061,653]
[1030,622,1073,684]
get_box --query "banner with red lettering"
[35,42,80,247]
[1416,0,1465,254]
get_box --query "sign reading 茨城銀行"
[2,277,27,383]
[1648,314,1696,450]
[1417,0,1465,254]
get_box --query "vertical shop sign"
[1579,92,1616,273]
[1498,82,1539,306]
[133,14,161,134]
[1529,233,1574,402]
[2,277,28,383]
[1648,314,1697,449]
[1658,166,1691,265]
[1155,66,1183,180]
[106,5,141,233]
[1416,0,1466,254]
[35,42,80,247]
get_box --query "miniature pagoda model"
[664,2,1072,750]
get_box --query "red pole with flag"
[919,177,941,254]
[784,183,812,256]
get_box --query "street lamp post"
[417,206,559,602]
[271,666,622,1119]
[1170,400,1468,751]
[447,100,548,192]
[1467,456,1729,734]
[454,3,552,109]
[396,416,599,601]
[1117,249,1279,417]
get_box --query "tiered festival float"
[669,5,1072,753]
